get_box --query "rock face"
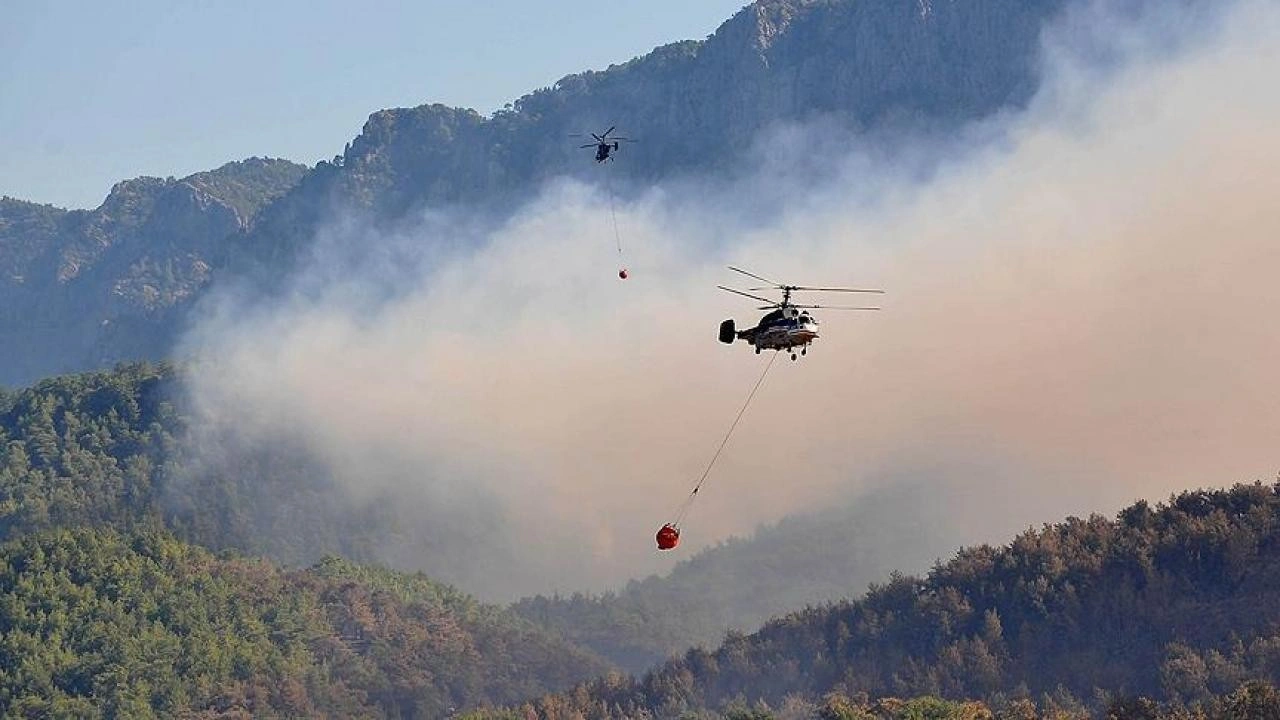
[2,0,1072,384]
[235,0,1065,270]
[0,158,306,385]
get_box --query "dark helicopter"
[571,126,632,162]
[717,266,883,361]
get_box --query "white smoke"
[181,0,1280,599]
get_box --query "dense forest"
[471,483,1280,719]
[0,364,617,715]
[0,362,398,565]
[0,527,608,718]
[464,682,1280,720]
[7,365,1280,718]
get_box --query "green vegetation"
[475,484,1280,718]
[464,682,1280,720]
[0,360,965,676]
[0,527,608,718]
[0,363,617,717]
[0,362,175,536]
[7,367,1280,719]
[0,362,395,565]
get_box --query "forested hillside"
[6,353,1280,719]
[0,528,609,718]
[512,485,960,672]
[465,682,1280,720]
[0,363,968,676]
[0,362,409,566]
[481,483,1280,719]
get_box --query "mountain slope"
[512,484,964,673]
[0,527,610,718]
[235,0,1067,271]
[1,1,1081,386]
[486,483,1280,718]
[0,362,967,653]
[0,362,406,567]
[0,158,306,386]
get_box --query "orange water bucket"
[656,523,680,550]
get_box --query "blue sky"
[1,0,747,209]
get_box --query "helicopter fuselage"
[722,309,820,355]
[595,142,619,162]
[746,318,819,350]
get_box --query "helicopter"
[717,266,883,360]
[571,126,632,162]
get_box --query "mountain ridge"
[2,0,1072,385]
[0,158,306,386]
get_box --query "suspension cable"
[605,168,623,259]
[673,352,778,525]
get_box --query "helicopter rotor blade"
[788,281,880,289]
[727,266,780,287]
[717,285,776,304]
[745,285,885,294]
[579,143,597,149]
[592,133,603,141]
[789,285,885,294]
[791,303,881,311]
[603,125,616,137]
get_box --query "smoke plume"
[181,0,1280,599]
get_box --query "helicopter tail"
[718,319,737,344]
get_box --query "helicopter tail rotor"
[719,319,737,344]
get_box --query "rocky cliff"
[0,158,306,385]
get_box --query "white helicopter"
[717,266,883,360]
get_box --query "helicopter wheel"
[755,347,761,355]
[801,347,807,356]
[791,352,798,361]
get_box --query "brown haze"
[184,0,1280,599]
